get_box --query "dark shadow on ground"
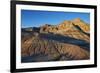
[39,33,90,51]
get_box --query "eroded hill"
[21,18,90,62]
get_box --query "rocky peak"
[72,18,90,33]
[72,18,82,22]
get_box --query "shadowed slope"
[21,32,89,62]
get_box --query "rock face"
[40,24,58,33]
[72,18,90,33]
[40,18,90,42]
[21,18,90,63]
[40,18,89,33]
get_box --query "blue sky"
[21,10,90,28]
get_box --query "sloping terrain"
[21,18,90,63]
[40,18,90,42]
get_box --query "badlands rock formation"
[21,18,90,62]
